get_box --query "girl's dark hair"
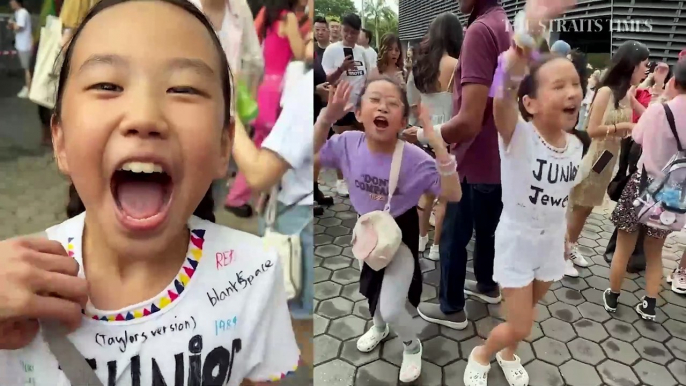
[598,40,649,108]
[569,50,589,97]
[413,12,463,93]
[260,0,299,39]
[55,0,234,223]
[517,54,566,121]
[357,75,411,119]
[377,33,403,74]
[538,39,550,54]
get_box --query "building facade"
[399,0,686,65]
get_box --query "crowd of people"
[314,0,686,384]
[1,0,315,384]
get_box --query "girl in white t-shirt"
[463,3,582,385]
[0,0,299,385]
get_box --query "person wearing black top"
[313,16,334,214]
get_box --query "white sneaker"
[496,351,529,386]
[564,259,579,277]
[667,268,686,295]
[570,244,590,267]
[356,324,389,352]
[399,340,422,383]
[427,244,440,261]
[336,179,349,197]
[419,234,429,252]
[17,86,28,98]
[464,347,490,386]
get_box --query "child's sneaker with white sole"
[356,324,389,352]
[496,351,529,386]
[667,268,686,294]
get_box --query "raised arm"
[417,105,462,202]
[314,82,353,153]
[585,87,633,138]
[492,47,528,146]
[284,12,308,60]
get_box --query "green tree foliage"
[314,0,357,19]
[363,0,398,48]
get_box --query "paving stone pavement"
[314,171,686,386]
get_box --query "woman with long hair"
[370,33,404,81]
[605,59,686,321]
[405,12,463,261]
[566,40,649,275]
[225,0,311,217]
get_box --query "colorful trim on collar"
[71,229,206,322]
[268,357,303,382]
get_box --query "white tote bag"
[29,16,63,109]
[262,186,309,300]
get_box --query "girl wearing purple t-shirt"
[314,76,462,383]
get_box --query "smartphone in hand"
[592,150,613,174]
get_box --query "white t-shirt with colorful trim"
[0,213,300,385]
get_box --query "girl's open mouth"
[111,161,173,231]
[373,117,389,129]
[563,107,578,116]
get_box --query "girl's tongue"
[117,181,165,219]
[114,171,171,219]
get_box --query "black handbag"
[607,137,642,201]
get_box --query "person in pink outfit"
[225,0,310,217]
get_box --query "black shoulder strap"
[663,103,682,152]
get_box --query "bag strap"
[31,231,102,385]
[42,321,103,385]
[663,103,682,151]
[265,185,313,229]
[446,60,458,92]
[384,141,404,212]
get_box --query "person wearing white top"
[187,0,264,96]
[231,70,315,320]
[321,13,369,197]
[8,0,33,98]
[358,28,378,69]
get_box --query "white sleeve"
[321,45,337,75]
[499,120,533,157]
[262,72,314,170]
[244,255,300,382]
[16,9,27,28]
[369,49,378,68]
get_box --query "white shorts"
[493,216,566,289]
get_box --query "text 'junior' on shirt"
[0,213,300,386]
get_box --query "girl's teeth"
[120,162,164,173]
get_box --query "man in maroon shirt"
[417,0,511,330]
